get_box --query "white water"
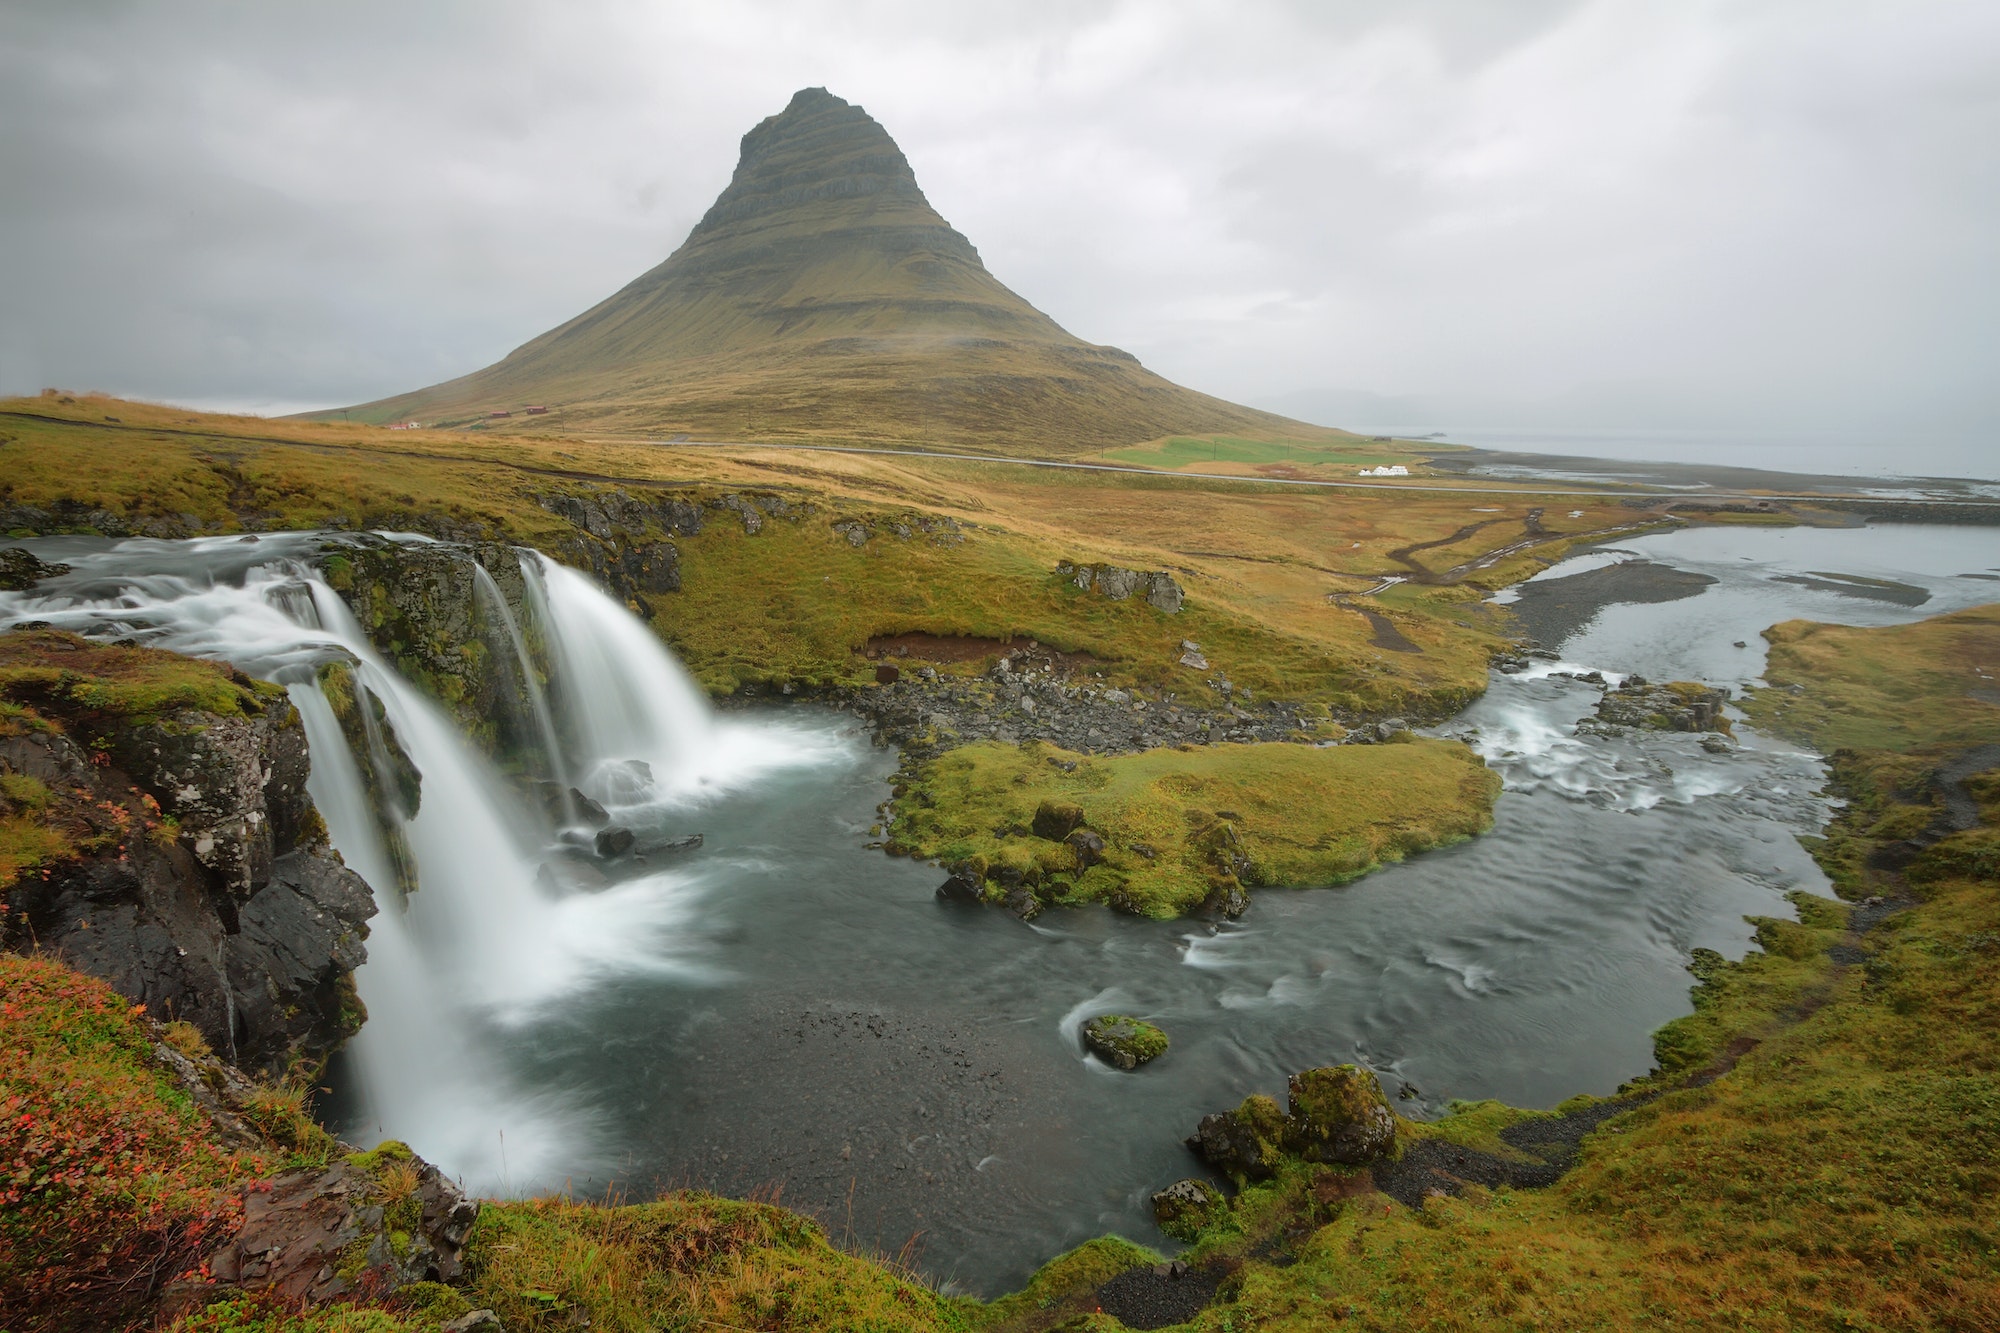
[0,532,836,1191]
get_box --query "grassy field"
[0,394,1652,714]
[1098,433,1447,477]
[1740,604,2000,752]
[891,737,1501,916]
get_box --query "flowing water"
[3,523,1995,1294]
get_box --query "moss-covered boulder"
[1186,1092,1289,1182]
[1082,1014,1168,1069]
[1031,798,1085,841]
[1151,1178,1225,1241]
[1283,1064,1398,1165]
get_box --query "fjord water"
[4,524,1995,1294]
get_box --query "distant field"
[1100,432,1449,474]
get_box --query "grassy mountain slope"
[332,88,1334,455]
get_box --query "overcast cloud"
[2,1,1996,471]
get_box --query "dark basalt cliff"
[0,630,373,1074]
[340,88,1328,453]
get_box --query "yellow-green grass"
[0,395,1663,715]
[1741,603,2000,752]
[458,1191,972,1333]
[890,738,1501,916]
[1097,433,1443,473]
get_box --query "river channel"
[6,520,1996,1295]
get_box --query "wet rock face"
[114,707,314,908]
[0,682,372,1074]
[322,537,532,736]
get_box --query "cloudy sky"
[3,1,1996,472]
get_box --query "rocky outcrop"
[1057,562,1185,613]
[0,631,373,1074]
[1187,1065,1400,1181]
[179,1151,479,1308]
[1283,1065,1399,1165]
[1186,1093,1290,1182]
[1584,676,1732,735]
[0,546,69,590]
[846,657,1324,761]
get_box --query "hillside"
[333,88,1335,454]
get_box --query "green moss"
[0,628,272,724]
[1080,1014,1168,1067]
[893,737,1501,916]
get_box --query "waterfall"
[472,562,568,792]
[0,531,830,1193]
[521,553,713,801]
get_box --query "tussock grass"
[463,1191,972,1332]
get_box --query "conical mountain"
[341,88,1334,453]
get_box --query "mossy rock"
[1187,1092,1289,1182]
[1284,1064,1399,1165]
[1151,1177,1225,1241]
[1032,798,1085,841]
[1082,1014,1168,1069]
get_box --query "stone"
[1198,880,1248,919]
[1144,572,1186,614]
[1151,1178,1226,1241]
[935,871,985,904]
[1031,799,1085,842]
[832,519,869,546]
[1066,828,1107,868]
[1375,718,1409,742]
[172,1149,479,1314]
[636,832,703,856]
[1082,1014,1169,1069]
[442,1313,503,1333]
[1001,884,1041,920]
[1282,1065,1398,1165]
[594,825,636,858]
[1186,1093,1289,1181]
[0,546,70,591]
[876,662,901,684]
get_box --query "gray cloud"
[2,0,1995,470]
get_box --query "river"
[2,520,1995,1295]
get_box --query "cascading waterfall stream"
[473,561,569,794]
[0,532,836,1192]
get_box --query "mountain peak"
[687,86,949,253]
[339,90,1325,452]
